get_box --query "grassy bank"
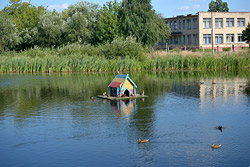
[0,44,250,73]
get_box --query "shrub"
[99,36,145,60]
[223,48,231,52]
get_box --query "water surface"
[0,71,250,167]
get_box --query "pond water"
[0,71,250,167]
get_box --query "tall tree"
[62,1,99,44]
[37,11,64,47]
[119,0,170,47]
[242,23,250,48]
[0,13,20,51]
[94,0,121,45]
[3,0,45,31]
[208,0,229,12]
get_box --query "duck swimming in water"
[137,138,149,143]
[211,144,221,149]
[217,126,223,132]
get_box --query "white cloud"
[48,3,69,11]
[192,4,200,10]
[177,6,191,11]
[177,4,200,11]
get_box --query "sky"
[0,0,249,18]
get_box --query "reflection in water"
[110,99,137,118]
[0,71,250,167]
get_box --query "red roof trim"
[109,82,121,88]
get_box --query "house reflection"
[110,99,137,118]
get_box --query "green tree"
[62,1,99,44]
[3,0,45,31]
[208,0,229,12]
[37,11,64,47]
[0,13,20,51]
[119,0,170,47]
[242,23,250,48]
[94,0,121,45]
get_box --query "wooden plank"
[97,94,148,100]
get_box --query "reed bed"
[0,47,249,73]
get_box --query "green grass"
[0,45,250,73]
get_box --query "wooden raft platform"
[97,94,148,100]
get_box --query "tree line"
[0,0,171,52]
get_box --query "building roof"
[108,74,137,88]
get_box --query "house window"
[187,19,191,30]
[203,34,211,44]
[215,34,223,44]
[226,18,234,27]
[174,21,177,30]
[187,35,191,45]
[237,18,245,27]
[215,18,223,28]
[193,34,198,45]
[179,20,181,29]
[238,34,244,42]
[226,34,234,43]
[183,35,186,45]
[192,18,198,29]
[203,18,211,28]
[183,20,185,29]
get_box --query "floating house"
[108,74,137,97]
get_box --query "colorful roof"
[108,74,137,88]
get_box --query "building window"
[182,35,186,45]
[203,34,211,44]
[187,35,191,45]
[192,18,198,29]
[174,21,177,30]
[238,34,244,43]
[203,18,211,28]
[193,34,198,45]
[170,21,173,30]
[179,20,181,29]
[174,36,178,45]
[215,34,223,44]
[183,20,185,29]
[226,34,234,43]
[187,19,191,30]
[226,18,234,27]
[237,18,245,27]
[215,18,223,28]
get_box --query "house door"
[124,89,130,97]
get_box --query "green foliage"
[62,1,99,44]
[119,0,170,47]
[0,13,20,51]
[223,48,231,51]
[100,36,145,60]
[242,23,250,47]
[37,11,64,47]
[94,0,121,45]
[1,48,249,73]
[208,0,229,12]
[3,0,45,31]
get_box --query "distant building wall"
[161,12,250,51]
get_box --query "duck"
[211,144,221,149]
[217,126,223,132]
[200,81,204,84]
[137,138,149,143]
